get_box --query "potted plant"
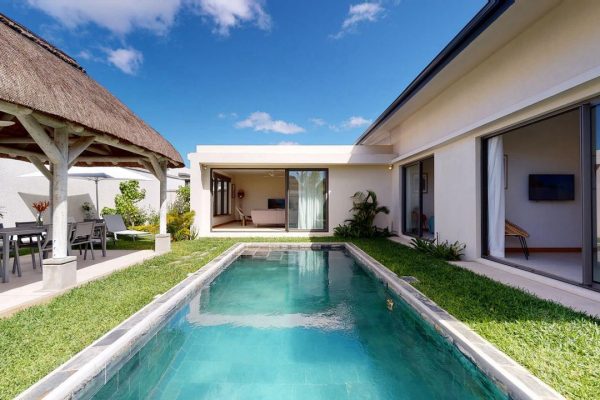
[32,201,50,226]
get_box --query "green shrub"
[334,190,390,238]
[130,224,159,235]
[101,180,147,226]
[410,237,465,261]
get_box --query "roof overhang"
[356,0,562,145]
[189,145,397,166]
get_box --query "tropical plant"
[334,190,390,238]
[171,185,190,214]
[101,180,147,227]
[410,237,466,261]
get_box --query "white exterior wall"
[432,137,481,260]
[388,1,600,156]
[0,159,188,227]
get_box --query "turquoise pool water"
[92,249,507,400]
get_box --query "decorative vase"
[36,212,43,226]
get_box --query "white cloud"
[332,2,384,39]
[26,0,183,36]
[106,48,143,75]
[277,141,299,145]
[189,0,271,36]
[310,118,326,126]
[342,116,372,129]
[236,112,305,135]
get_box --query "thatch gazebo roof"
[0,13,183,168]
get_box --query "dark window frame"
[402,157,433,238]
[212,172,231,217]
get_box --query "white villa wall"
[328,165,392,233]
[386,1,600,156]
[0,159,187,227]
[432,137,480,260]
[503,110,581,248]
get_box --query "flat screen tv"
[268,198,285,209]
[528,174,574,201]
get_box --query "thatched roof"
[0,13,183,167]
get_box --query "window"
[212,173,231,216]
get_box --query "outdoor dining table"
[0,226,45,283]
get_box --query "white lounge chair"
[104,215,150,242]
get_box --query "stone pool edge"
[17,242,564,400]
[344,243,564,400]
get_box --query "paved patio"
[389,236,600,318]
[0,249,155,317]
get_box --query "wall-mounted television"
[268,198,285,209]
[528,174,574,201]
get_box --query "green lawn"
[0,237,598,399]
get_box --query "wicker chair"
[505,220,530,259]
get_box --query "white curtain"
[297,171,325,230]
[487,136,505,258]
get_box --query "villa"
[1,2,600,400]
[190,0,600,289]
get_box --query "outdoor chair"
[505,220,530,259]
[15,221,41,270]
[104,215,150,242]
[69,221,96,260]
[85,219,106,255]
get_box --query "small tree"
[167,185,195,241]
[101,180,147,227]
[334,190,390,238]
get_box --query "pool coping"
[16,242,564,400]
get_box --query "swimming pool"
[89,248,507,400]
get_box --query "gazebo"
[0,14,184,288]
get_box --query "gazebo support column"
[147,157,171,254]
[44,128,77,290]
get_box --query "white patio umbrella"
[20,166,151,216]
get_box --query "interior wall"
[503,110,581,248]
[233,173,285,216]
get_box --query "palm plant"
[334,190,390,238]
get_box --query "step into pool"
[91,249,507,399]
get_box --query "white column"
[159,161,168,235]
[52,128,69,258]
[49,164,54,222]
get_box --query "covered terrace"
[0,14,183,291]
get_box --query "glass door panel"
[287,170,327,231]
[404,163,421,235]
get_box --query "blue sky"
[5,1,484,162]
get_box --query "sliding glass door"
[403,157,434,238]
[404,163,421,235]
[287,169,328,231]
[592,105,600,285]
